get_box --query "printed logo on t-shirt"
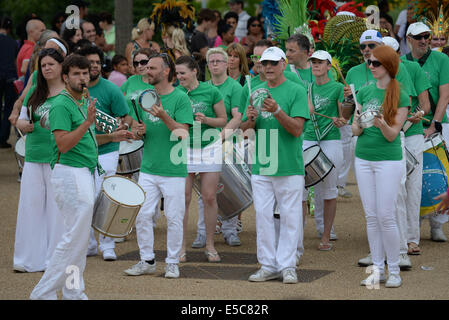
[363,98,382,112]
[190,99,208,114]
[313,94,330,112]
[35,102,51,118]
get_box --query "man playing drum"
[77,45,134,261]
[124,53,193,279]
[241,47,309,284]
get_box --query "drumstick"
[408,111,431,122]
[16,128,26,140]
[350,84,361,113]
[131,99,142,123]
[313,112,334,120]
[335,64,349,87]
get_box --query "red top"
[16,40,35,78]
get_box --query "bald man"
[16,19,46,78]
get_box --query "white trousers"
[136,172,186,264]
[251,174,304,273]
[337,125,354,188]
[355,158,403,275]
[196,196,238,238]
[14,162,64,272]
[30,165,95,300]
[89,151,119,252]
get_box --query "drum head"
[250,88,270,111]
[15,137,26,157]
[138,89,160,112]
[303,145,320,165]
[103,176,145,206]
[119,140,144,155]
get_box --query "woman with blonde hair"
[162,25,190,61]
[125,18,160,72]
[226,42,250,86]
[352,45,409,288]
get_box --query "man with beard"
[77,45,134,261]
[124,53,193,279]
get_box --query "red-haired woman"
[352,46,409,288]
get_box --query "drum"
[92,175,145,238]
[341,97,355,120]
[420,133,449,216]
[250,88,270,114]
[193,147,253,220]
[357,110,380,128]
[138,89,160,113]
[14,137,26,171]
[303,145,335,188]
[405,147,419,176]
[117,140,144,175]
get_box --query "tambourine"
[249,88,271,112]
[138,89,161,113]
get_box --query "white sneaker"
[224,233,241,246]
[360,272,386,286]
[191,233,206,248]
[165,263,180,278]
[103,249,117,261]
[124,261,156,276]
[87,247,98,257]
[399,253,411,269]
[338,186,353,198]
[248,269,280,282]
[282,268,298,284]
[358,253,373,267]
[431,228,447,242]
[385,273,402,288]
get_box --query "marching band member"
[175,55,227,263]
[241,47,309,284]
[353,45,409,288]
[124,53,193,279]
[192,47,243,249]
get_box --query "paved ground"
[1,133,449,301]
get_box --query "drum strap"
[308,83,334,142]
[290,64,308,87]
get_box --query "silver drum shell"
[303,146,335,188]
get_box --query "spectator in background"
[191,8,216,81]
[99,12,115,58]
[62,27,83,53]
[108,54,129,87]
[214,12,239,48]
[52,12,67,36]
[226,42,250,86]
[0,16,19,148]
[207,10,221,48]
[378,0,394,27]
[216,21,236,50]
[241,17,265,57]
[228,0,251,42]
[16,19,46,79]
[395,2,415,55]
[380,13,396,38]
[81,20,97,45]
[162,26,190,61]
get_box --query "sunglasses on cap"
[360,43,377,50]
[412,33,430,40]
[261,60,280,66]
[133,59,149,67]
[367,59,382,68]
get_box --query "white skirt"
[187,139,222,173]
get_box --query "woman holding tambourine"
[352,46,409,288]
[175,55,227,263]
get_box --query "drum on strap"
[193,143,253,220]
[14,137,26,172]
[303,145,334,188]
[357,110,381,128]
[405,146,419,177]
[117,140,144,175]
[341,96,355,120]
[92,175,145,238]
[420,133,449,217]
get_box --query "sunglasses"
[411,33,430,40]
[360,43,377,50]
[133,59,149,67]
[251,24,261,27]
[433,37,446,41]
[261,60,280,66]
[367,59,382,68]
[250,54,261,62]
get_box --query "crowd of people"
[1,0,449,299]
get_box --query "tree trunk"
[114,0,133,56]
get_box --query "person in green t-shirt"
[30,54,98,300]
[241,47,310,284]
[301,50,346,252]
[352,46,409,289]
[14,48,66,273]
[78,45,134,262]
[124,53,193,279]
[175,55,227,263]
[226,42,251,87]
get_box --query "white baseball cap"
[308,50,332,64]
[406,22,431,36]
[360,30,383,44]
[382,36,400,51]
[260,46,287,62]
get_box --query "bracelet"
[124,122,130,129]
[273,105,281,115]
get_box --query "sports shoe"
[360,272,386,286]
[338,186,353,198]
[124,260,156,276]
[431,228,447,242]
[282,268,298,284]
[224,233,241,246]
[165,263,180,278]
[87,247,98,257]
[358,253,373,267]
[248,269,280,282]
[191,233,206,248]
[385,273,402,288]
[103,249,117,261]
[399,253,411,269]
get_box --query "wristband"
[124,122,130,129]
[273,105,281,115]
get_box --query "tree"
[114,0,133,56]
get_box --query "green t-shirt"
[133,87,193,177]
[288,64,336,87]
[89,77,129,155]
[178,82,223,148]
[242,79,310,176]
[210,76,242,121]
[304,81,344,141]
[120,75,154,121]
[400,59,432,137]
[22,87,55,163]
[49,91,98,172]
[355,83,410,161]
[401,50,449,125]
